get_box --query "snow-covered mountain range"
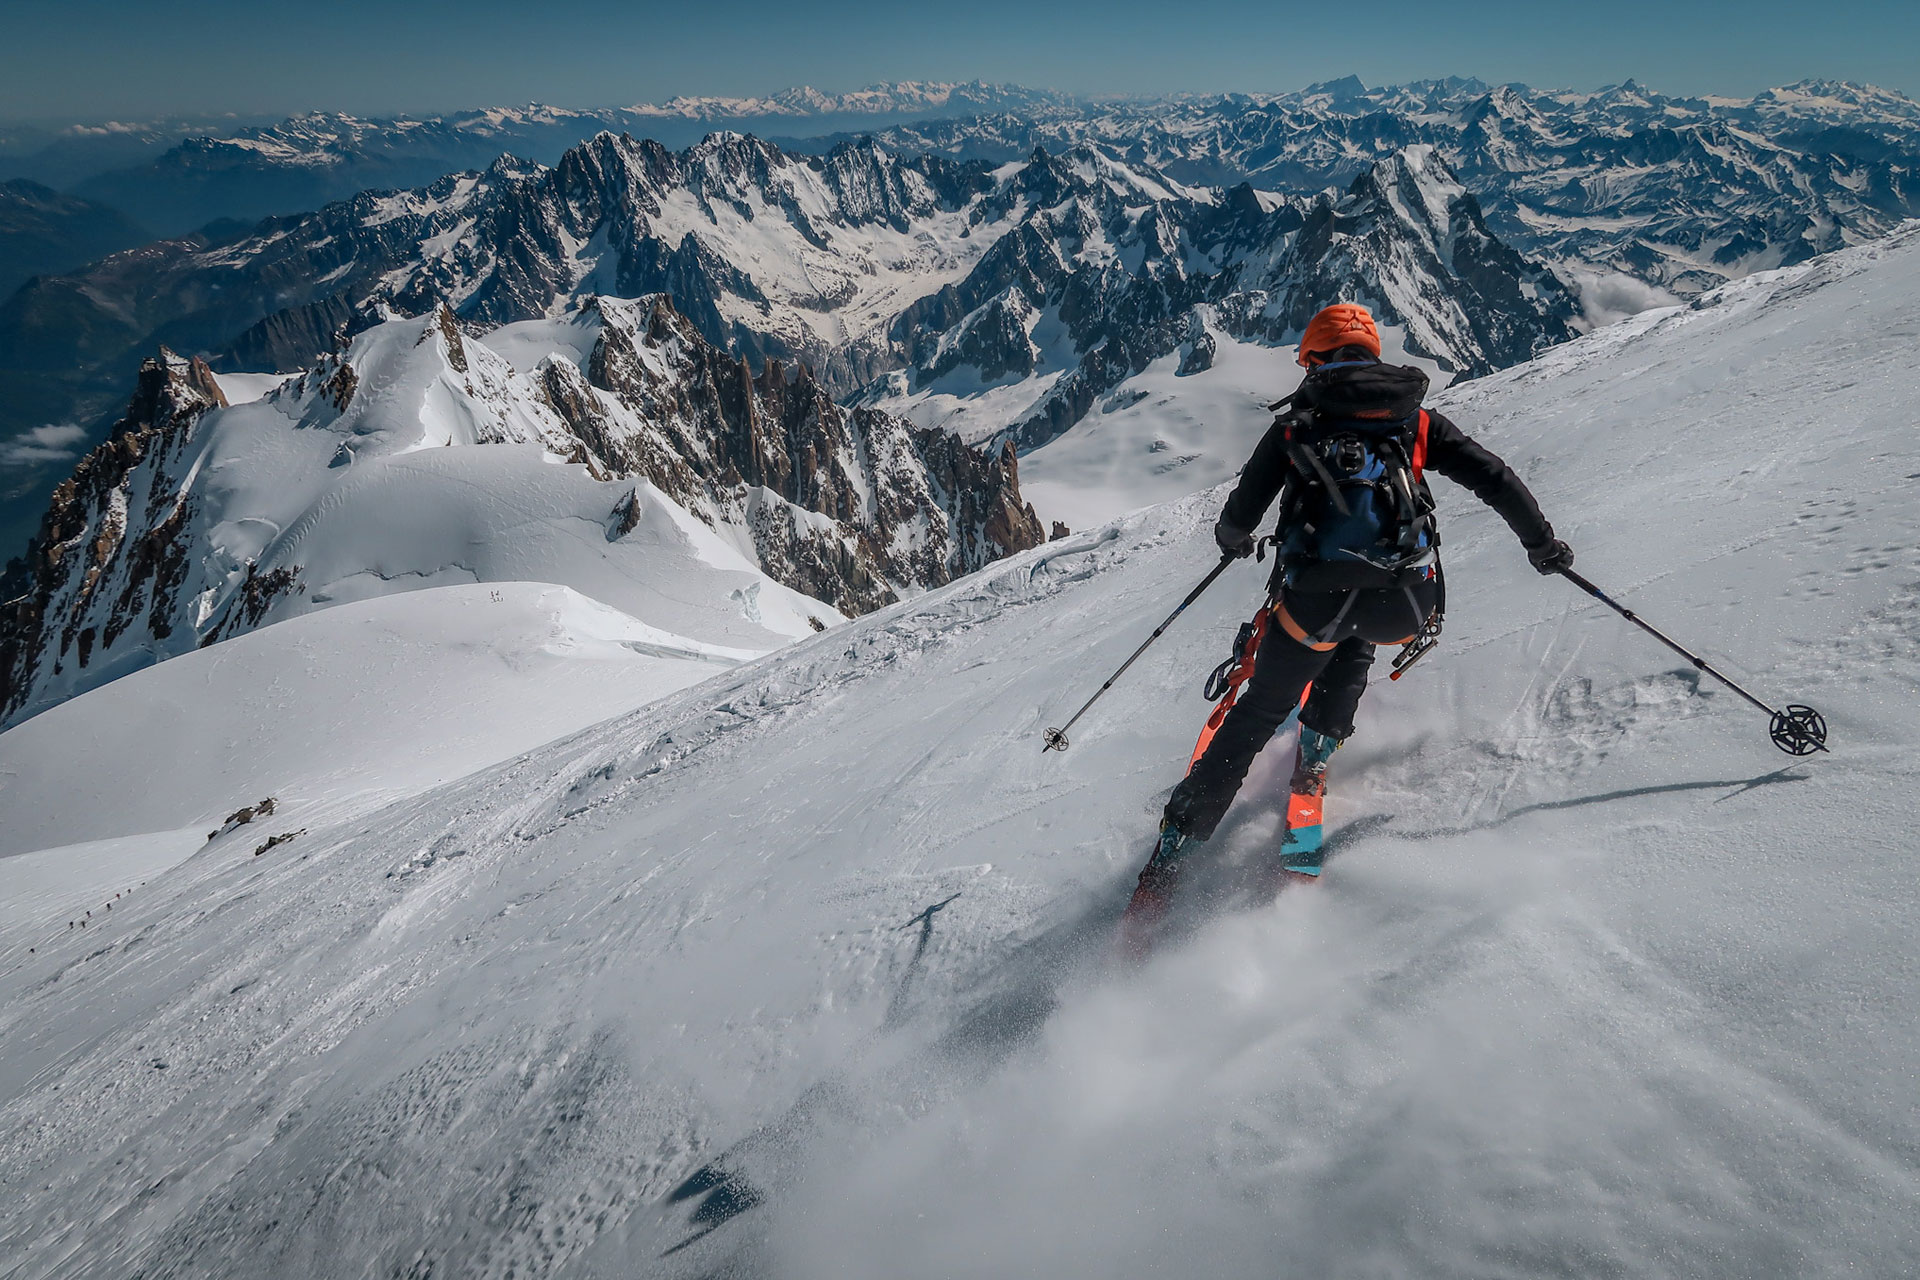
[0,115,258,190]
[850,76,1920,299]
[859,143,1572,449]
[7,75,1914,573]
[3,220,1914,1278]
[628,81,1072,123]
[61,85,1075,237]
[1,130,1571,474]
[0,298,1041,726]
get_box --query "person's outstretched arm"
[1214,421,1294,557]
[1424,411,1573,573]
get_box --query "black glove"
[1526,537,1574,575]
[1215,517,1256,560]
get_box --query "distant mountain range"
[10,85,1073,237]
[0,129,1573,511]
[834,77,1920,298]
[0,115,257,190]
[3,75,1917,576]
[0,180,149,299]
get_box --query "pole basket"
[1042,727,1071,753]
[1769,705,1829,756]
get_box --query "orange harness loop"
[1187,605,1312,771]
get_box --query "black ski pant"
[1166,580,1435,840]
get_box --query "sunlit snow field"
[2,228,1918,1278]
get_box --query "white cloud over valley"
[0,423,88,469]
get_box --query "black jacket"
[1220,360,1554,553]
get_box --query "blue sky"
[3,0,1917,122]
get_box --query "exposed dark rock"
[1,348,225,723]
[209,796,277,842]
[253,829,304,856]
[608,489,643,540]
[322,360,357,410]
[1177,313,1216,375]
[202,563,301,645]
[435,304,468,373]
[559,297,1043,615]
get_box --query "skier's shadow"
[1393,765,1812,841]
[883,892,963,1030]
[1150,764,1809,923]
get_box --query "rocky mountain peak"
[543,293,1045,614]
[0,346,232,720]
[0,289,1046,725]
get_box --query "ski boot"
[1276,726,1340,881]
[1117,818,1199,959]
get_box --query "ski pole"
[1558,568,1828,756]
[1043,555,1236,752]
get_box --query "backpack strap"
[1411,409,1430,483]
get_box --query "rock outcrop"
[538,296,1043,614]
[0,350,226,720]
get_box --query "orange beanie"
[1297,303,1382,367]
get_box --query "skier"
[1138,302,1573,900]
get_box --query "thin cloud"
[0,423,90,468]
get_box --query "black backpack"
[1268,362,1440,593]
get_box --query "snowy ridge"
[0,295,1043,725]
[0,581,759,862]
[2,223,1915,1278]
[0,313,814,724]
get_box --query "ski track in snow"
[3,229,1920,1278]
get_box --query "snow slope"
[3,226,1918,1278]
[0,581,758,863]
[1,310,839,726]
